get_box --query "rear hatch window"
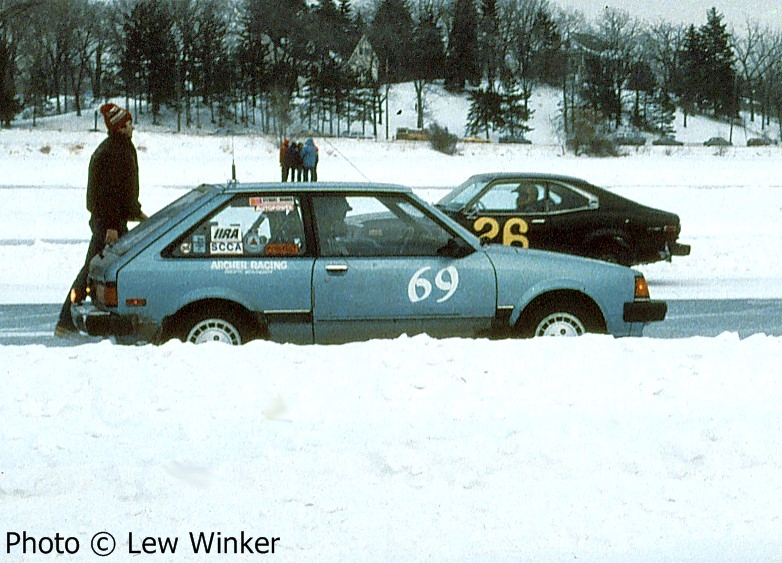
[111,186,214,256]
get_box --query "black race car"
[435,173,690,266]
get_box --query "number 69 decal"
[408,266,460,303]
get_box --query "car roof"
[214,181,413,195]
[465,172,594,186]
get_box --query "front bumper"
[71,302,134,337]
[671,242,691,256]
[623,300,667,323]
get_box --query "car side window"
[476,181,546,213]
[313,194,455,257]
[546,182,590,212]
[168,194,306,258]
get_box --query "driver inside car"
[315,196,352,256]
[514,183,545,212]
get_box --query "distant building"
[347,35,379,83]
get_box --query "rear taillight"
[634,275,650,299]
[663,224,678,234]
[95,282,118,307]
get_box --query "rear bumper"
[623,300,667,323]
[671,242,691,256]
[71,303,135,338]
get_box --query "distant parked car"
[71,182,666,344]
[652,136,683,146]
[747,137,772,147]
[704,136,732,146]
[613,133,646,146]
[436,172,690,266]
[499,135,532,144]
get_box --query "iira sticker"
[211,224,243,255]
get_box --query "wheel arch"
[161,298,267,343]
[514,289,607,336]
[583,228,634,265]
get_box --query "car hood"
[481,243,639,306]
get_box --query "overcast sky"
[554,0,781,30]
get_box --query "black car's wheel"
[177,306,256,345]
[519,296,604,338]
[591,238,632,266]
[597,248,629,265]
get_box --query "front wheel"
[531,311,587,337]
[519,299,603,338]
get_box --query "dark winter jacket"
[300,137,318,169]
[86,133,142,229]
[284,142,300,168]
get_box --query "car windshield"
[436,177,490,210]
[111,186,213,256]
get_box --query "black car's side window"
[476,181,546,213]
[313,194,454,258]
[168,194,306,258]
[546,182,590,212]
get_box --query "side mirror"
[437,237,474,258]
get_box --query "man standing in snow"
[279,138,290,181]
[55,103,147,337]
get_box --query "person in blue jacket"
[300,137,319,182]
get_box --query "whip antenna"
[231,134,236,181]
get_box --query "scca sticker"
[211,224,243,255]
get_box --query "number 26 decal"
[408,266,459,303]
[473,217,529,248]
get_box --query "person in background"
[295,141,305,181]
[279,138,290,181]
[284,140,300,182]
[55,103,147,337]
[301,137,318,182]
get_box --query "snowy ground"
[3,88,782,560]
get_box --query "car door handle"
[531,218,546,224]
[325,264,348,273]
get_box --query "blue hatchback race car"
[73,182,666,344]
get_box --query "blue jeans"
[58,217,127,329]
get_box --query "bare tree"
[733,19,778,124]
[593,7,643,128]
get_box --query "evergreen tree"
[478,0,501,91]
[444,0,479,91]
[121,0,178,122]
[676,24,705,126]
[0,39,19,126]
[530,7,564,88]
[411,7,445,128]
[369,0,415,83]
[465,88,503,138]
[698,7,736,117]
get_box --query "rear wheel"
[177,306,255,345]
